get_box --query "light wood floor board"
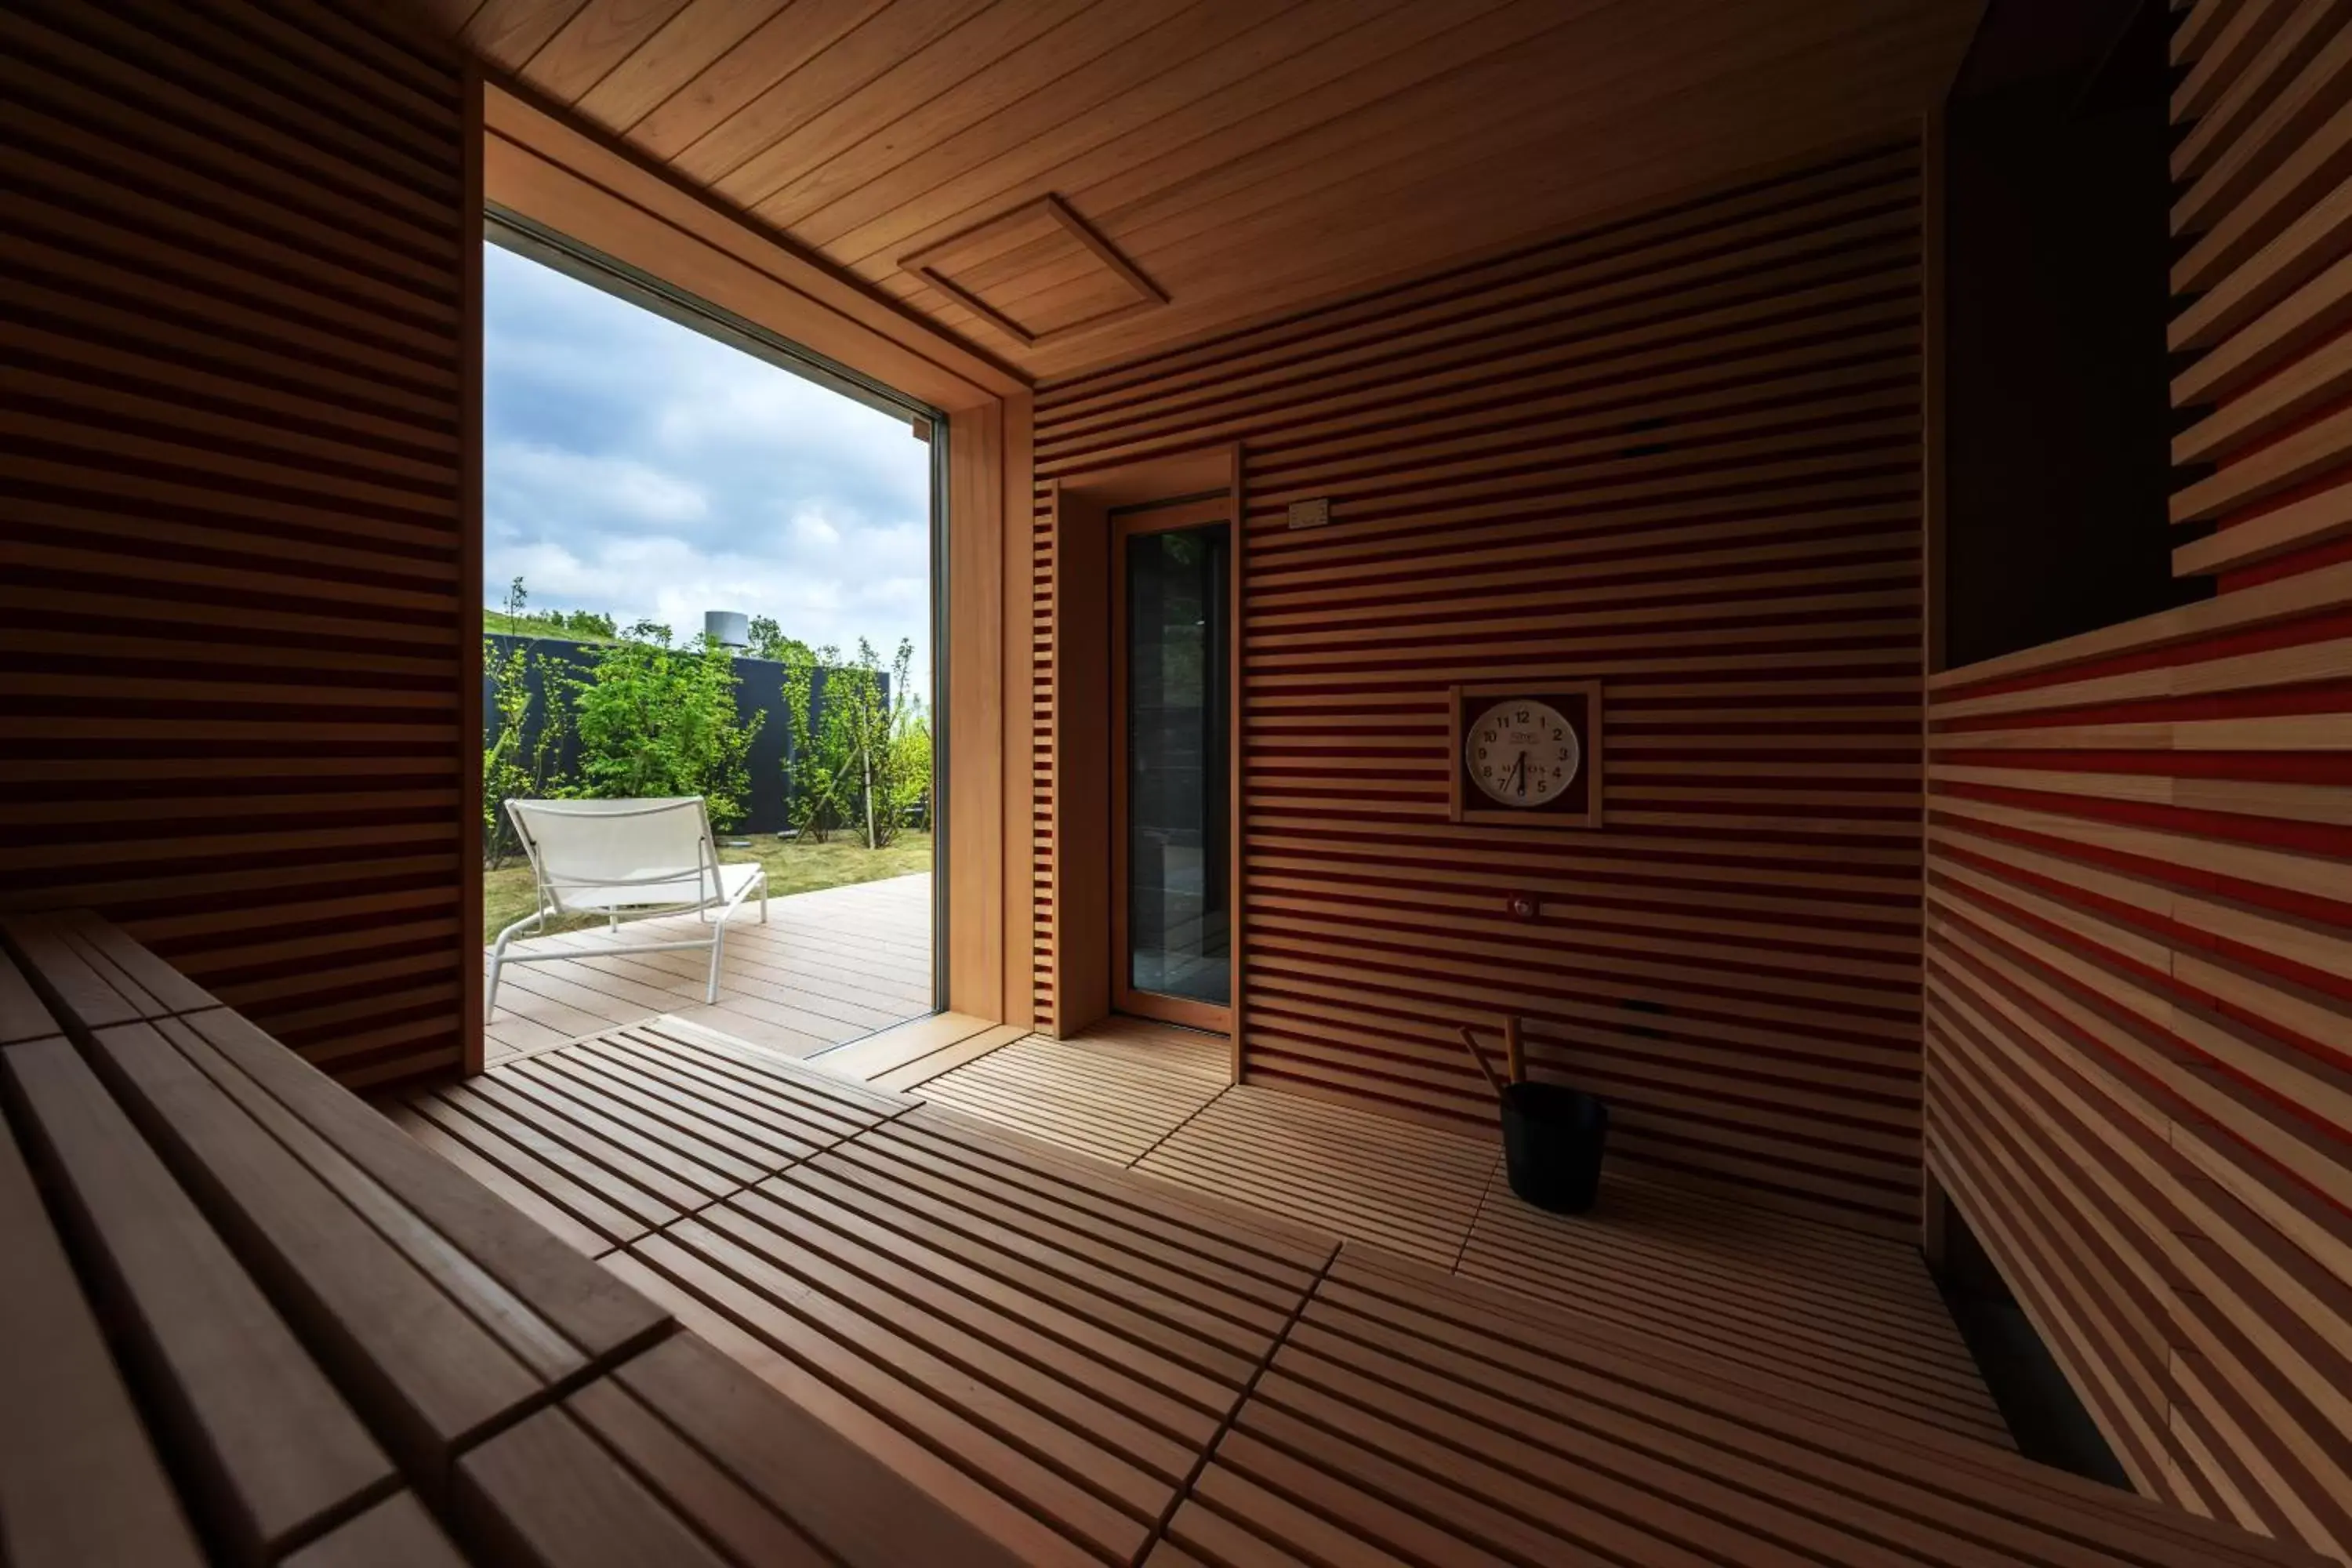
[603,1105,1334,1568]
[382,1018,906,1257]
[920,1017,1231,1165]
[350,1003,2319,1567]
[805,1011,1030,1093]
[483,873,935,1065]
[1134,1082,1502,1268]
[829,1014,2010,1448]
[1159,1246,2317,1568]
[1459,1171,2010,1448]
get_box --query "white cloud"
[489,443,709,527]
[789,511,843,550]
[482,243,935,695]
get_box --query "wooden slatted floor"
[386,1018,907,1257]
[1460,1171,2013,1448]
[605,1107,1331,1568]
[372,1020,2321,1568]
[1153,1247,2276,1568]
[1136,1083,1501,1268]
[878,1017,2009,1448]
[917,1018,1231,1165]
[483,873,932,1065]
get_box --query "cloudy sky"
[482,241,934,699]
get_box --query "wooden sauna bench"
[0,910,1021,1568]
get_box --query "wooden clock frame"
[1447,679,1605,829]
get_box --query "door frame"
[1109,495,1235,1034]
[1047,441,1246,1079]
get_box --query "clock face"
[1465,699,1581,808]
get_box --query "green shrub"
[569,620,763,829]
[482,577,570,866]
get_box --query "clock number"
[1465,695,1581,811]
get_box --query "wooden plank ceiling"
[405,0,1982,378]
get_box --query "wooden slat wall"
[1036,140,1929,1237]
[0,0,477,1087]
[1922,4,2352,1559]
[1030,454,1058,1024]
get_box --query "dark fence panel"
[484,635,880,835]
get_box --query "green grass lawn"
[485,829,931,942]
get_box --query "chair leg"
[485,909,544,1022]
[706,927,724,1004]
[759,873,768,924]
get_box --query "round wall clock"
[1465,698,1581,808]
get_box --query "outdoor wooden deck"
[375,1014,2323,1568]
[481,873,931,1066]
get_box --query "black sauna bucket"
[1499,1082,1609,1214]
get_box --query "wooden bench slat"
[452,1405,736,1568]
[54,909,221,1014]
[597,1332,1033,1568]
[181,1006,672,1365]
[164,1016,592,1385]
[0,949,60,1047]
[82,1018,547,1486]
[0,912,203,1031]
[0,1035,395,1562]
[281,1494,471,1568]
[0,1089,205,1568]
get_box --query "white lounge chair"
[487,796,767,1020]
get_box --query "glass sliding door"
[1112,503,1231,1031]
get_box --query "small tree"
[836,638,921,849]
[746,614,812,666]
[777,639,852,842]
[889,693,933,833]
[482,576,570,866]
[569,621,762,828]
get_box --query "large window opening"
[477,214,944,1064]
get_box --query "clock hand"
[1510,751,1526,797]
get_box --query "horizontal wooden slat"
[0,0,473,1087]
[1920,12,2352,1555]
[1032,142,1926,1229]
